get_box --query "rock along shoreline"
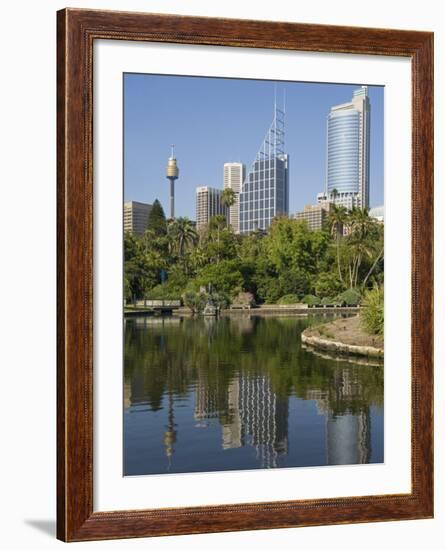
[301,315,383,360]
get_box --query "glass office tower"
[327,86,370,210]
[239,103,289,233]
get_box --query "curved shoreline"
[301,316,383,360]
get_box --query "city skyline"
[124,74,384,221]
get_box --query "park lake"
[124,313,383,476]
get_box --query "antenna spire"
[170,144,175,158]
[274,83,277,114]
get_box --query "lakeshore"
[124,303,361,317]
[301,315,383,360]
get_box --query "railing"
[130,300,181,308]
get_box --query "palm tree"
[220,188,237,228]
[168,217,198,257]
[346,237,375,288]
[208,215,227,263]
[330,187,339,202]
[327,204,348,283]
[349,207,373,240]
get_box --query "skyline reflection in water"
[124,315,383,476]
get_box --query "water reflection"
[124,315,383,475]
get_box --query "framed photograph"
[57,8,433,542]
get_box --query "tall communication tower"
[166,145,179,219]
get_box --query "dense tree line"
[124,200,384,306]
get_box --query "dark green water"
[124,314,383,476]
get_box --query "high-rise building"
[223,162,245,234]
[195,186,228,230]
[326,86,370,210]
[123,200,152,235]
[293,202,331,231]
[239,102,289,233]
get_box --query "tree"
[315,272,344,298]
[147,199,167,236]
[327,204,348,284]
[206,215,234,263]
[221,187,237,208]
[329,188,339,203]
[194,259,244,298]
[221,188,237,227]
[168,217,198,257]
[348,207,373,240]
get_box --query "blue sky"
[124,74,384,218]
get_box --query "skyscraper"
[239,102,289,233]
[223,162,245,234]
[123,200,152,235]
[326,86,370,210]
[195,186,228,230]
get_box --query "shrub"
[321,296,334,306]
[277,294,300,305]
[146,283,181,301]
[361,287,384,335]
[302,294,321,306]
[183,291,207,314]
[336,288,362,306]
[212,291,230,311]
[314,272,344,299]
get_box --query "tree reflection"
[124,315,383,469]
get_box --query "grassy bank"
[301,315,383,359]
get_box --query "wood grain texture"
[57,8,434,542]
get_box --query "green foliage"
[194,260,244,298]
[220,188,237,208]
[182,290,229,313]
[314,272,344,298]
[277,294,300,305]
[338,289,362,306]
[124,274,132,302]
[147,199,167,235]
[146,282,182,301]
[211,291,230,310]
[124,203,384,307]
[361,287,384,335]
[336,288,362,306]
[302,294,321,306]
[167,217,198,257]
[183,291,207,314]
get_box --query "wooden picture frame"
[57,8,433,542]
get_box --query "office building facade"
[223,162,245,234]
[293,202,330,231]
[239,104,289,233]
[123,200,152,235]
[326,86,370,210]
[195,186,228,230]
